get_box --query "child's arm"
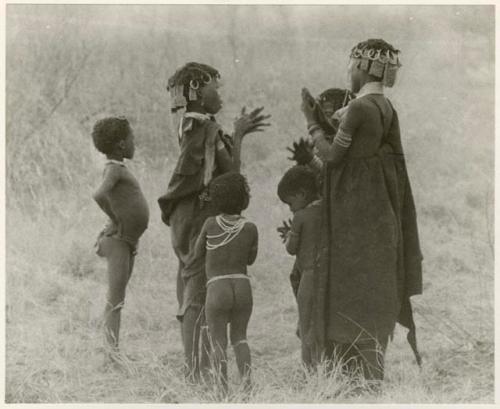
[193,218,210,260]
[286,138,324,175]
[247,223,259,265]
[231,107,271,172]
[93,166,120,225]
[289,261,301,299]
[285,213,302,256]
[307,155,324,173]
[215,138,235,173]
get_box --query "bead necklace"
[206,215,246,251]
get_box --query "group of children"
[91,38,422,394]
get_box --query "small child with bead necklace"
[193,172,258,394]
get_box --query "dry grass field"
[5,5,494,403]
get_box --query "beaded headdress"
[349,39,401,87]
[166,63,221,139]
[167,62,221,113]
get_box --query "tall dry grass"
[5,5,494,403]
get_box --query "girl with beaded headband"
[158,62,270,382]
[300,39,423,386]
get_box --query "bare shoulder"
[105,162,124,175]
[102,163,124,183]
[204,216,217,229]
[292,208,307,224]
[243,220,258,235]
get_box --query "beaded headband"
[168,67,220,112]
[350,46,402,87]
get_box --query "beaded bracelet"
[307,122,321,135]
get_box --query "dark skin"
[194,215,258,394]
[189,79,271,173]
[93,132,134,234]
[286,138,314,166]
[176,78,270,383]
[194,215,258,278]
[93,131,136,355]
[277,190,316,254]
[277,218,293,243]
[300,60,380,165]
[288,87,350,167]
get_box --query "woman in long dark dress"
[301,39,423,384]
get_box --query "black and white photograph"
[4,3,495,403]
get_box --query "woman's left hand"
[301,87,317,124]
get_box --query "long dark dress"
[309,94,423,376]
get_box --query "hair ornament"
[203,73,212,85]
[378,50,389,64]
[383,64,398,87]
[368,59,385,78]
[349,40,402,87]
[359,58,370,71]
[170,84,188,111]
[367,49,377,59]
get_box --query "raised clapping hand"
[234,106,271,138]
[301,87,317,124]
[277,219,293,243]
[287,138,314,166]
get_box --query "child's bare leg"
[206,282,232,394]
[210,318,229,394]
[206,305,229,394]
[199,313,212,381]
[182,305,203,382]
[103,238,132,351]
[232,340,251,390]
[128,253,135,280]
[230,280,253,390]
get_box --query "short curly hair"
[209,172,250,215]
[167,62,220,89]
[91,117,131,155]
[277,166,318,202]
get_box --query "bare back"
[195,216,258,280]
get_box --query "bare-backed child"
[194,172,258,394]
[92,117,149,359]
[277,166,321,368]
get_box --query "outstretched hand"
[234,106,271,138]
[277,219,293,243]
[287,138,314,165]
